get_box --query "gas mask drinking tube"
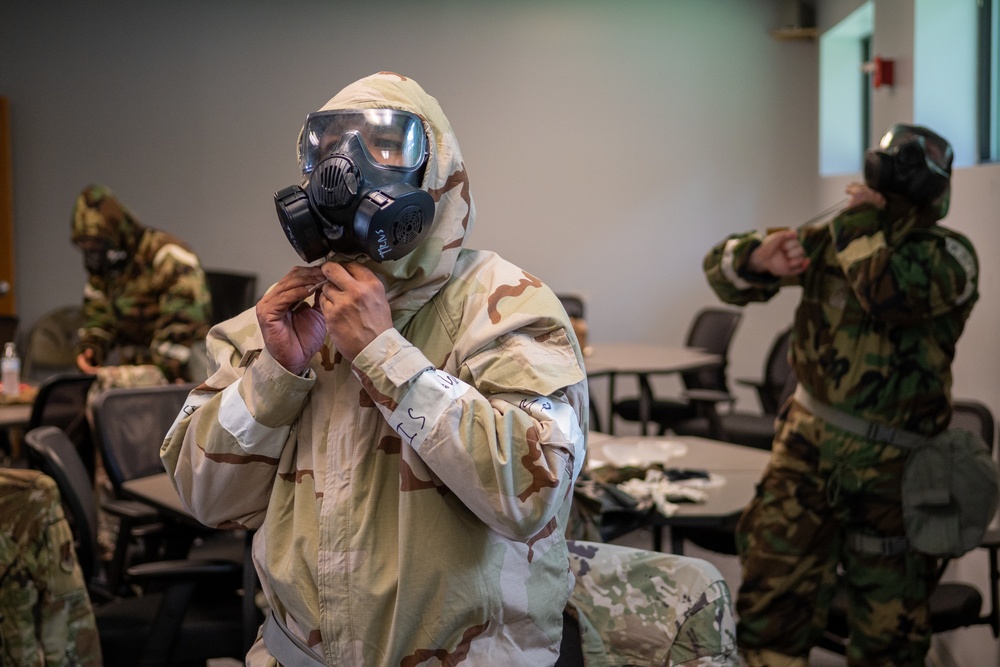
[274,109,435,263]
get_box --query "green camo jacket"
[72,185,211,382]
[704,200,978,434]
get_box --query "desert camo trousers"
[734,400,938,667]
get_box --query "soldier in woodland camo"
[703,125,977,666]
[71,184,211,382]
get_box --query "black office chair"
[612,307,742,435]
[205,269,258,325]
[91,383,197,497]
[554,293,602,432]
[736,325,793,416]
[27,372,97,477]
[672,327,795,450]
[0,313,17,345]
[20,305,85,383]
[24,425,245,667]
[556,293,586,320]
[819,399,1000,654]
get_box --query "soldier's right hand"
[76,348,100,374]
[748,228,810,277]
[256,265,328,376]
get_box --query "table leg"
[606,373,616,435]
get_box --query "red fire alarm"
[863,55,895,88]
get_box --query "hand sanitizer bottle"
[2,342,21,397]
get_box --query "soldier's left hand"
[317,262,393,361]
[845,182,886,209]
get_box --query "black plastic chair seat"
[714,413,777,450]
[927,583,985,633]
[612,397,694,430]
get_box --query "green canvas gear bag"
[902,427,1000,558]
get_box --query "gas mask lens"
[879,127,951,179]
[300,109,426,173]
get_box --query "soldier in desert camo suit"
[703,124,978,667]
[162,72,736,667]
[71,184,211,382]
[0,469,102,666]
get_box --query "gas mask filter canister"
[274,109,435,263]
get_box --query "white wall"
[0,0,816,408]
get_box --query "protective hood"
[307,72,474,330]
[70,184,144,257]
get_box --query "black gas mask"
[863,124,953,207]
[274,109,435,263]
[75,237,129,276]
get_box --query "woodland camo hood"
[70,184,145,257]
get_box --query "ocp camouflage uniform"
[162,73,737,667]
[568,541,737,666]
[71,184,212,382]
[0,469,102,666]
[704,195,978,666]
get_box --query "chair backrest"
[21,305,85,382]
[0,314,17,346]
[205,269,258,325]
[758,327,793,414]
[556,294,586,320]
[682,307,742,392]
[91,383,196,495]
[23,425,100,583]
[28,372,98,477]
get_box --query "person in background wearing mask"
[703,124,978,666]
[162,72,737,666]
[71,185,212,383]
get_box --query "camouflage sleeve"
[352,326,587,540]
[566,541,738,667]
[0,470,102,667]
[830,206,979,322]
[161,311,313,529]
[703,231,784,306]
[147,243,213,381]
[77,276,118,365]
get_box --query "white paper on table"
[600,439,689,468]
